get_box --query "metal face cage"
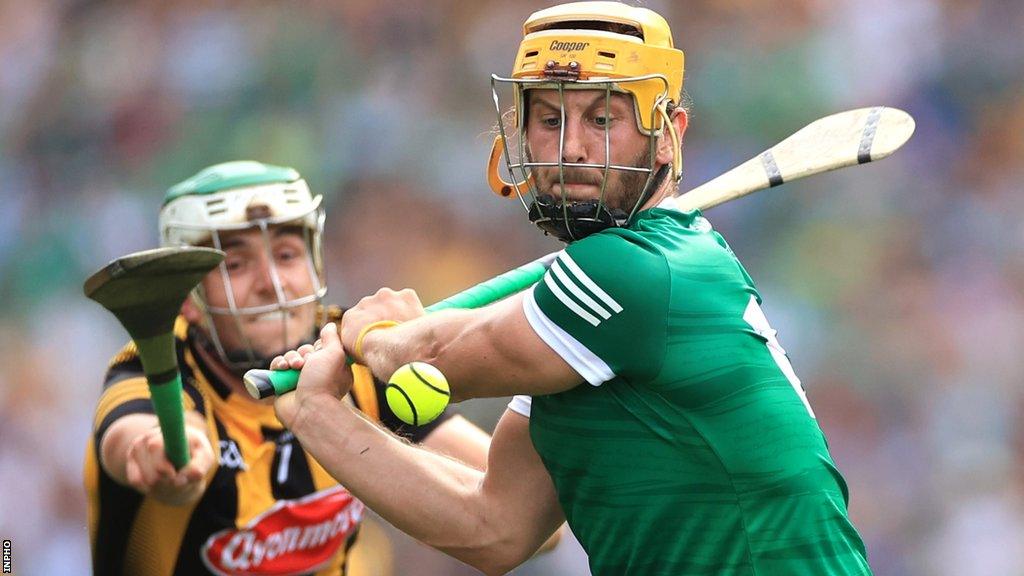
[490,73,672,241]
[164,202,327,370]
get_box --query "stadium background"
[1,0,1022,574]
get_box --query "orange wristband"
[354,320,400,363]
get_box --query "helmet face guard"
[159,161,327,371]
[486,2,685,243]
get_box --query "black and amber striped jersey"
[85,311,451,576]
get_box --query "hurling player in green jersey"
[271,2,872,575]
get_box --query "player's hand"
[273,322,354,430]
[124,424,214,506]
[340,288,426,357]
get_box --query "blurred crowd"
[1,0,1023,574]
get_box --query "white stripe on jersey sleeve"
[543,272,600,326]
[507,395,532,417]
[551,260,611,319]
[524,288,614,386]
[558,253,623,313]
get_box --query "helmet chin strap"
[529,163,671,243]
[529,196,627,242]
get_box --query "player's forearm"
[362,297,571,401]
[100,413,184,483]
[363,311,502,401]
[358,309,464,385]
[290,394,510,567]
[100,414,148,484]
[99,411,210,503]
[421,415,491,471]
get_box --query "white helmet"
[159,160,327,370]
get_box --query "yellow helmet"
[487,2,686,241]
[515,1,684,135]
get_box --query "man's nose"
[560,117,589,165]
[251,254,279,295]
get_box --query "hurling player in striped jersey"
[273,2,872,575]
[85,161,501,576]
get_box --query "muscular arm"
[421,412,564,554]
[356,291,581,401]
[420,414,491,469]
[290,396,565,575]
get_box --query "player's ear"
[672,106,688,138]
[655,107,687,166]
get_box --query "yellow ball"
[385,362,450,426]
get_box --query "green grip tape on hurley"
[243,252,558,399]
[135,331,191,469]
[150,373,190,469]
[244,368,300,400]
[427,259,551,312]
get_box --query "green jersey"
[518,207,870,576]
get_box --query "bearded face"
[524,89,658,213]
